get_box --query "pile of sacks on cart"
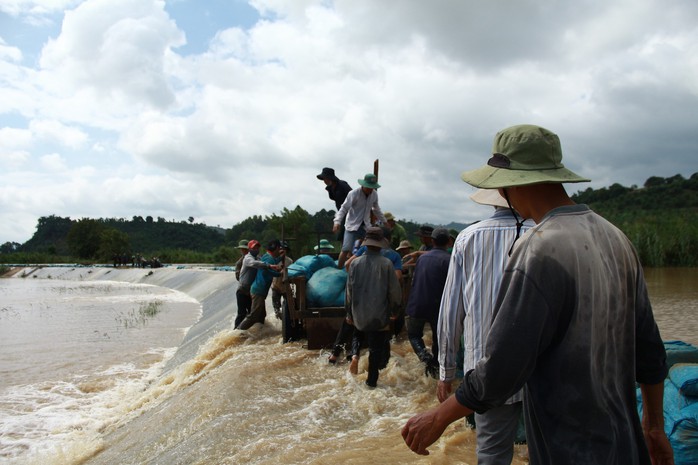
[287,254,346,307]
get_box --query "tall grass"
[612,212,698,267]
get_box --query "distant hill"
[19,215,226,257]
[5,173,696,266]
[572,173,698,213]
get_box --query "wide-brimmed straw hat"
[396,240,413,251]
[363,226,388,248]
[460,125,590,189]
[469,189,509,208]
[358,173,381,189]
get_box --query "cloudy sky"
[1,0,697,244]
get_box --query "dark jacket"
[326,178,352,210]
[346,249,402,331]
[405,248,450,320]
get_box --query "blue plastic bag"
[306,267,347,308]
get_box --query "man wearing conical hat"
[403,125,672,465]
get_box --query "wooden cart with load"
[281,274,348,349]
[279,253,349,349]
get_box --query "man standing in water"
[402,124,673,464]
[404,227,451,379]
[234,239,250,328]
[234,240,249,282]
[236,240,282,330]
[437,189,533,464]
[345,227,401,388]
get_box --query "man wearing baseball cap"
[403,125,672,464]
[404,227,451,379]
[236,240,282,330]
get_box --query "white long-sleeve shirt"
[437,208,533,404]
[333,187,386,231]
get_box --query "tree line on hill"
[0,207,463,266]
[2,172,696,267]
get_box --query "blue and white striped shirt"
[437,208,533,404]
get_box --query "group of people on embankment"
[234,124,675,465]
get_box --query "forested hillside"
[2,207,458,265]
[2,173,695,266]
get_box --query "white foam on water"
[0,277,204,464]
[0,347,176,464]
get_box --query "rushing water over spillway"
[1,266,695,464]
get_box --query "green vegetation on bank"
[2,173,696,267]
[0,206,455,266]
[571,173,698,267]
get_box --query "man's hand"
[401,407,447,456]
[437,380,452,403]
[644,427,674,465]
[401,394,472,455]
[640,381,674,465]
[332,223,339,233]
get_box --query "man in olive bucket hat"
[403,125,673,465]
[333,173,387,269]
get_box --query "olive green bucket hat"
[461,125,590,188]
[313,239,335,251]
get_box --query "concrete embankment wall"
[9,265,238,373]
